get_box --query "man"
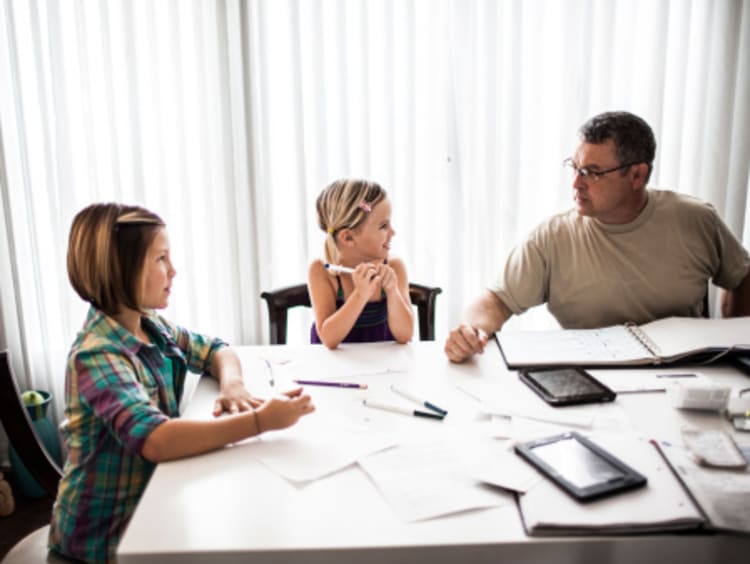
[445,111,750,363]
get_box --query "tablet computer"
[519,367,616,406]
[514,431,647,501]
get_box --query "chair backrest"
[260,283,442,344]
[0,351,63,497]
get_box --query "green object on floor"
[8,390,62,498]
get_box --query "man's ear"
[630,163,649,190]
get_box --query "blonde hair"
[315,179,386,263]
[67,203,165,316]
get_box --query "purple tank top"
[310,274,394,344]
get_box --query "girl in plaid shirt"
[49,203,315,563]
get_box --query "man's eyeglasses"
[562,158,639,182]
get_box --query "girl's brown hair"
[67,203,165,315]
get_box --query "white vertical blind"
[1,0,748,448]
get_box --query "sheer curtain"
[0,0,263,448]
[1,0,749,457]
[246,0,750,331]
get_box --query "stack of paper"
[517,434,705,535]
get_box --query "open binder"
[496,316,750,369]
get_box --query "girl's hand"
[377,264,397,293]
[213,380,263,416]
[351,263,381,300]
[256,387,315,432]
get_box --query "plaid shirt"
[49,305,226,563]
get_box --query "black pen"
[390,384,448,416]
[363,399,444,420]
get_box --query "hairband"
[358,199,372,213]
[327,227,335,235]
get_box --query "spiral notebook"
[496,316,750,368]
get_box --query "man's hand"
[444,324,489,363]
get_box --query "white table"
[118,341,750,563]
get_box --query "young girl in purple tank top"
[308,179,414,348]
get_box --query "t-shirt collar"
[592,190,655,234]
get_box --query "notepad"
[516,434,705,536]
[496,316,750,369]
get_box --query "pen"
[324,263,355,274]
[363,399,444,420]
[294,379,368,389]
[656,373,698,378]
[263,358,275,387]
[390,384,448,416]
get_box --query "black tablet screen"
[530,435,625,488]
[530,369,604,398]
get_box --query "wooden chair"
[260,283,442,344]
[1,350,66,563]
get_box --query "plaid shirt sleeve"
[73,345,169,456]
[152,312,228,375]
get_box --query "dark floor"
[0,468,54,561]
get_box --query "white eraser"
[668,382,731,411]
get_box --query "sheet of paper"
[510,416,577,441]
[639,316,750,358]
[358,439,512,522]
[248,412,396,482]
[472,444,542,493]
[498,326,650,365]
[457,381,599,428]
[269,342,412,382]
[592,370,709,394]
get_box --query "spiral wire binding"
[624,322,661,358]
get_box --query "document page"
[497,326,650,367]
[638,317,750,359]
[358,438,512,522]
[591,370,710,394]
[249,412,396,482]
[266,341,412,381]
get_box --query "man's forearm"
[465,290,513,334]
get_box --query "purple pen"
[294,379,368,389]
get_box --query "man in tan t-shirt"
[444,111,750,363]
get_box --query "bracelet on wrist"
[252,409,262,434]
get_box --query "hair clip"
[358,199,372,213]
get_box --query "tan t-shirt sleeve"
[488,228,549,315]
